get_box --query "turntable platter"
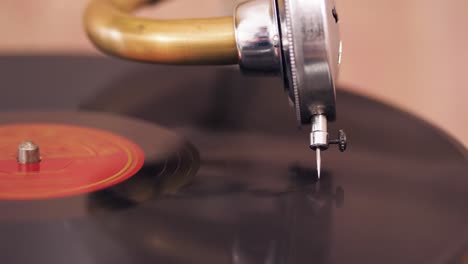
[0,56,466,264]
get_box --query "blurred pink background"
[0,0,467,147]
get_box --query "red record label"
[0,124,144,200]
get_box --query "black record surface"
[0,56,466,264]
[0,112,199,220]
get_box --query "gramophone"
[84,0,346,176]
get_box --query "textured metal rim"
[283,0,301,123]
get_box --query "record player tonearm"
[83,0,347,177]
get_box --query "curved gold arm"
[84,0,238,64]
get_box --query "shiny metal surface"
[84,0,238,64]
[0,56,466,264]
[234,0,282,75]
[17,141,41,164]
[277,0,341,123]
[316,148,322,178]
[311,114,329,149]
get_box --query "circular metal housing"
[235,0,341,124]
[277,0,341,124]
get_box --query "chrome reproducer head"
[235,0,346,167]
[84,0,347,172]
[235,0,341,122]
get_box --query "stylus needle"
[316,148,321,179]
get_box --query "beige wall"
[337,0,468,148]
[0,0,466,147]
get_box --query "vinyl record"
[0,56,466,264]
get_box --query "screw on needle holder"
[329,130,347,152]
